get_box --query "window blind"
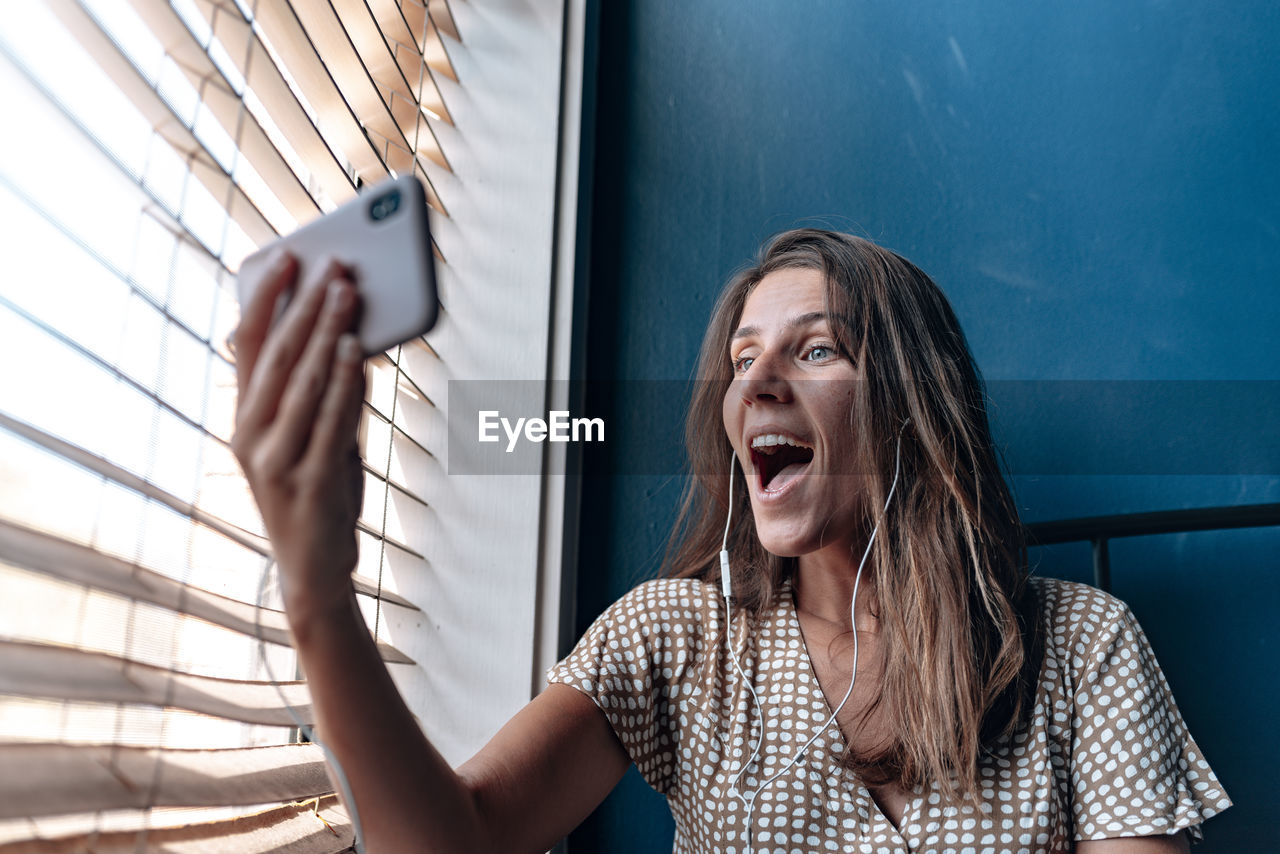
[0,0,460,849]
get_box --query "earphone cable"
[721,457,767,808]
[724,423,908,854]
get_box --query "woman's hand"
[230,250,366,628]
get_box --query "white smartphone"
[236,174,439,355]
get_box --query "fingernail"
[338,334,362,362]
[268,248,294,273]
[317,255,348,279]
[327,281,353,311]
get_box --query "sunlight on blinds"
[0,0,457,848]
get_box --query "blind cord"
[255,559,366,853]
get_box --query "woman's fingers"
[233,251,298,399]
[262,278,361,467]
[228,253,367,613]
[304,332,367,476]
[236,258,348,440]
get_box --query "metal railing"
[1024,502,1280,591]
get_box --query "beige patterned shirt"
[547,576,1231,853]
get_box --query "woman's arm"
[289,589,630,853]
[1077,831,1190,853]
[231,253,630,853]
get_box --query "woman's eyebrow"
[730,311,830,342]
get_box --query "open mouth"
[749,433,815,492]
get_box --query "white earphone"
[718,420,909,854]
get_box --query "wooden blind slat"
[363,0,454,125]
[0,410,422,611]
[398,2,455,87]
[243,0,387,182]
[0,641,315,727]
[365,0,417,58]
[45,0,279,245]
[0,42,227,270]
[183,0,359,205]
[0,178,232,367]
[0,798,351,854]
[0,409,272,556]
[0,519,417,664]
[327,0,452,148]
[263,0,449,207]
[275,0,412,150]
[423,13,457,86]
[0,743,332,819]
[124,0,323,225]
[427,0,460,44]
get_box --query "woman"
[232,229,1230,853]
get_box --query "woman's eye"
[732,355,754,373]
[804,345,834,361]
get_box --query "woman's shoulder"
[1026,576,1171,709]
[586,576,721,642]
[547,577,721,707]
[615,575,719,609]
[1023,577,1233,837]
[1028,575,1135,656]
[1030,573,1130,610]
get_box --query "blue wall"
[574,1,1278,850]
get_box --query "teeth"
[750,433,810,450]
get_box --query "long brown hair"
[662,228,1042,802]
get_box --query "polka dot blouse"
[547,576,1231,853]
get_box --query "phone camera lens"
[369,189,401,222]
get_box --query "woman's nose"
[738,350,792,405]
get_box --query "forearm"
[1076,831,1191,853]
[290,586,487,854]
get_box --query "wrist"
[281,574,361,644]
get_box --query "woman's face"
[722,267,867,560]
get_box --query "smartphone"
[236,174,438,355]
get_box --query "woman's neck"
[794,539,878,630]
